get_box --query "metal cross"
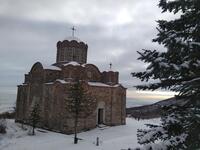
[71,26,76,37]
[109,62,112,70]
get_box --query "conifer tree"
[65,80,96,144]
[29,102,40,135]
[132,0,200,149]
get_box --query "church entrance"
[98,108,104,124]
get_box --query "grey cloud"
[0,0,160,25]
[0,0,172,104]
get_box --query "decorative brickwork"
[56,39,88,64]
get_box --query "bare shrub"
[0,119,6,134]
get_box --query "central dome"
[56,36,88,64]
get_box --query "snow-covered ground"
[0,118,160,150]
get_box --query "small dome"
[64,36,83,43]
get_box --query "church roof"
[42,64,61,71]
[88,82,120,87]
[63,61,83,67]
[64,36,83,43]
[62,62,101,73]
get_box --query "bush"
[0,119,6,134]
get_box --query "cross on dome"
[109,62,112,70]
[71,26,76,37]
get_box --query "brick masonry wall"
[16,61,126,134]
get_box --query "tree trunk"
[21,121,24,129]
[74,113,78,144]
[32,126,35,135]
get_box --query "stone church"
[15,33,126,134]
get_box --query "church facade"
[15,35,126,134]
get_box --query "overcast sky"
[0,0,175,105]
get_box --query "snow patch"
[43,65,61,71]
[55,79,69,84]
[63,61,82,66]
[88,82,120,87]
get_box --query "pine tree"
[29,102,40,135]
[132,0,200,149]
[65,79,96,144]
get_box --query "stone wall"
[88,85,126,126]
[16,81,126,134]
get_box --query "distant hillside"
[126,97,188,119]
[126,98,158,108]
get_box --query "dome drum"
[57,40,88,49]
[56,38,88,64]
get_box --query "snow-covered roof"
[63,61,87,67]
[113,84,121,87]
[63,61,81,66]
[56,79,69,84]
[88,82,120,87]
[45,80,69,85]
[64,36,83,43]
[43,65,61,71]
[44,82,54,85]
[88,82,110,87]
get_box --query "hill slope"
[126,97,188,119]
